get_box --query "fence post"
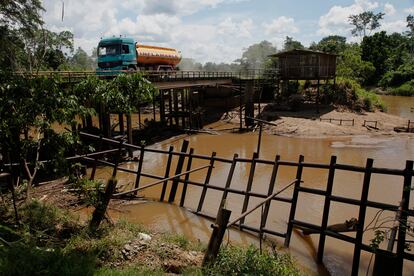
[317,155,337,263]
[134,146,145,195]
[168,140,189,203]
[202,208,232,266]
[112,141,124,178]
[395,160,413,275]
[262,155,280,228]
[160,146,174,202]
[89,178,117,231]
[284,155,304,247]
[240,152,259,225]
[180,148,194,207]
[351,158,374,276]
[197,152,217,213]
[218,154,239,213]
[90,135,103,180]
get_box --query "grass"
[160,232,206,252]
[95,265,164,276]
[204,245,301,276]
[0,201,303,276]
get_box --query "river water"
[94,95,414,275]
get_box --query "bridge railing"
[13,69,280,83]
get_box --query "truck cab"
[96,37,137,74]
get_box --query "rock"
[138,232,152,242]
[124,244,133,252]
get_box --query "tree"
[69,47,95,70]
[0,74,92,199]
[0,1,73,72]
[0,0,44,71]
[336,44,375,84]
[283,36,304,51]
[235,40,277,71]
[348,11,384,37]
[407,15,414,55]
[309,36,347,54]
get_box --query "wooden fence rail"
[69,133,414,275]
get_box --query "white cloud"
[384,3,396,16]
[381,20,406,33]
[317,0,379,36]
[263,16,299,35]
[404,7,414,14]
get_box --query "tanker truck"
[96,37,181,74]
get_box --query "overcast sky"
[42,0,414,63]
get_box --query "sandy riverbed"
[222,104,413,138]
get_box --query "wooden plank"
[196,152,217,213]
[317,156,337,263]
[284,155,304,247]
[134,146,145,195]
[351,158,374,276]
[180,148,194,207]
[396,160,413,276]
[240,152,259,225]
[168,140,189,202]
[261,155,280,229]
[218,154,239,212]
[160,146,174,202]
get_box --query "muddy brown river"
[94,95,414,275]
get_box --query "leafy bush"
[205,245,301,276]
[324,78,386,111]
[390,81,414,96]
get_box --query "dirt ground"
[222,104,413,138]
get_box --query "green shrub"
[390,81,414,96]
[204,245,301,276]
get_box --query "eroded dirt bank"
[221,104,412,138]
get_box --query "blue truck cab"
[96,37,137,75]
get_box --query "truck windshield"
[98,44,120,56]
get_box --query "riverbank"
[0,180,303,276]
[221,104,412,138]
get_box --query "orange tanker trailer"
[97,37,181,73]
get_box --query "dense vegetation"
[0,200,301,275]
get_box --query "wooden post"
[118,113,124,135]
[173,90,179,127]
[134,146,145,195]
[152,89,156,122]
[112,141,123,178]
[316,79,320,114]
[218,154,239,212]
[317,156,337,263]
[160,146,174,202]
[137,103,142,130]
[256,123,263,157]
[180,148,194,207]
[373,249,398,276]
[197,152,217,213]
[90,135,103,180]
[239,76,243,130]
[261,155,280,228]
[351,158,374,276]
[240,152,259,225]
[395,160,413,275]
[89,178,117,231]
[160,90,166,124]
[202,208,232,266]
[168,90,173,126]
[285,155,304,247]
[168,140,189,203]
[126,115,133,158]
